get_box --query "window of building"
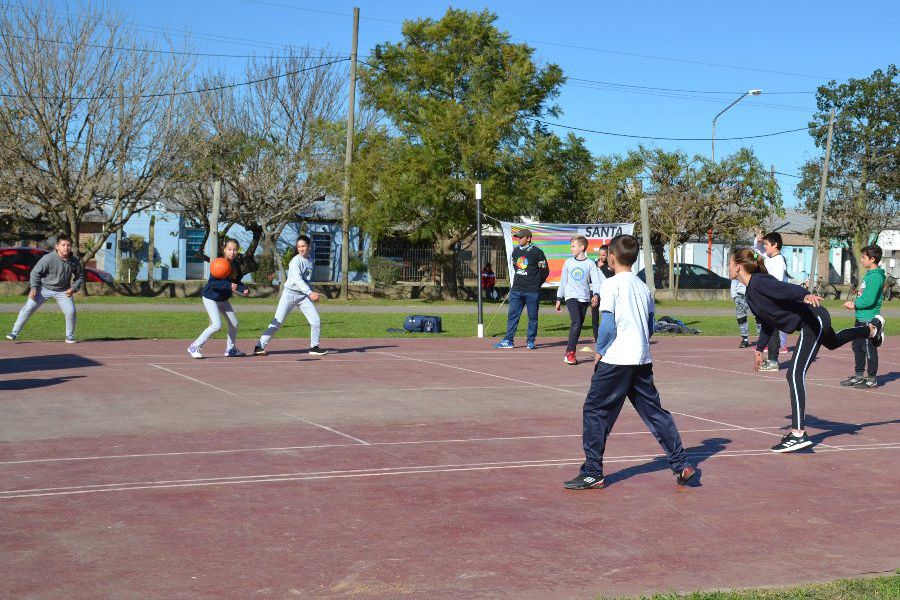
[185,229,205,261]
[312,232,332,267]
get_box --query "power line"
[531,118,809,141]
[565,81,815,113]
[0,57,349,100]
[237,0,401,24]
[521,38,833,80]
[0,33,348,60]
[567,77,814,95]
[774,170,803,178]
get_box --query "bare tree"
[193,51,345,280]
[0,1,194,262]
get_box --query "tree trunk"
[667,238,676,293]
[435,236,458,299]
[114,227,123,283]
[147,215,156,286]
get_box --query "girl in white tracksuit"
[254,235,327,356]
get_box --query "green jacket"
[854,267,885,320]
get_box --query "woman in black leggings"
[730,249,884,453]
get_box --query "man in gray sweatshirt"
[7,234,84,343]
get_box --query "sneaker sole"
[873,316,885,347]
[564,480,605,490]
[771,439,813,453]
[309,351,328,356]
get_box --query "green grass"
[603,572,900,599]
[0,309,880,341]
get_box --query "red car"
[0,247,114,284]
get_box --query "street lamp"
[711,89,761,161]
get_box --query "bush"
[348,254,368,273]
[169,250,179,269]
[368,256,401,286]
[119,257,141,282]
[253,252,276,284]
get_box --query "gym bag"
[403,315,443,333]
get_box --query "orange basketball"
[210,257,232,280]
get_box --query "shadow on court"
[0,375,86,391]
[801,413,900,445]
[0,354,102,376]
[601,437,732,488]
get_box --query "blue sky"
[107,0,899,207]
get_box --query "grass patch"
[0,310,879,342]
[0,295,470,306]
[603,572,900,599]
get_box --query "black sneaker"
[854,376,878,389]
[563,473,605,490]
[771,432,812,453]
[253,344,267,356]
[674,466,696,486]
[309,346,328,356]
[871,315,885,348]
[841,374,864,387]
[739,338,750,348]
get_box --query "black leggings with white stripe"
[788,305,871,431]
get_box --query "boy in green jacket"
[841,244,886,389]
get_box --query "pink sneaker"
[779,346,789,354]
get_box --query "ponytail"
[732,248,767,275]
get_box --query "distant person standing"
[481,262,498,301]
[841,245,886,389]
[589,244,615,344]
[494,228,549,349]
[6,234,84,343]
[730,277,757,348]
[755,232,790,365]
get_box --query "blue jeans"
[580,362,688,477]
[504,290,539,343]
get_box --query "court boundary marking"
[2,443,898,500]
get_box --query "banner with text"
[499,222,635,287]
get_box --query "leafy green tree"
[357,8,564,297]
[797,65,899,281]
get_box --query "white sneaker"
[5,333,16,341]
[65,336,77,344]
[187,345,203,359]
[580,346,594,353]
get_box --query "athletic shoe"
[526,340,536,350]
[65,336,77,344]
[840,374,864,387]
[564,351,577,365]
[253,344,267,356]
[759,359,779,372]
[494,339,514,349]
[739,338,750,348]
[580,345,594,353]
[5,333,16,341]
[771,432,812,453]
[224,348,246,357]
[871,315,885,348]
[563,473,605,490]
[675,465,696,486]
[187,345,203,359]
[854,376,878,389]
[309,346,328,356]
[779,346,790,354]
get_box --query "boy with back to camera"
[564,234,695,490]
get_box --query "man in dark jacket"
[495,228,550,349]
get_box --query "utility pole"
[640,196,654,300]
[340,7,360,300]
[475,183,483,338]
[209,179,222,263]
[810,108,835,288]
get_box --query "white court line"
[374,351,800,446]
[150,364,370,446]
[657,358,900,400]
[0,426,779,466]
[2,443,898,500]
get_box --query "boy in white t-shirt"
[564,234,696,490]
[754,232,790,365]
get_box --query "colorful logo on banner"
[500,222,636,287]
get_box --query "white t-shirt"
[599,272,654,365]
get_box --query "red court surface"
[1,335,898,599]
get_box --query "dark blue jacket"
[511,244,550,292]
[201,259,248,302]
[746,272,810,352]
